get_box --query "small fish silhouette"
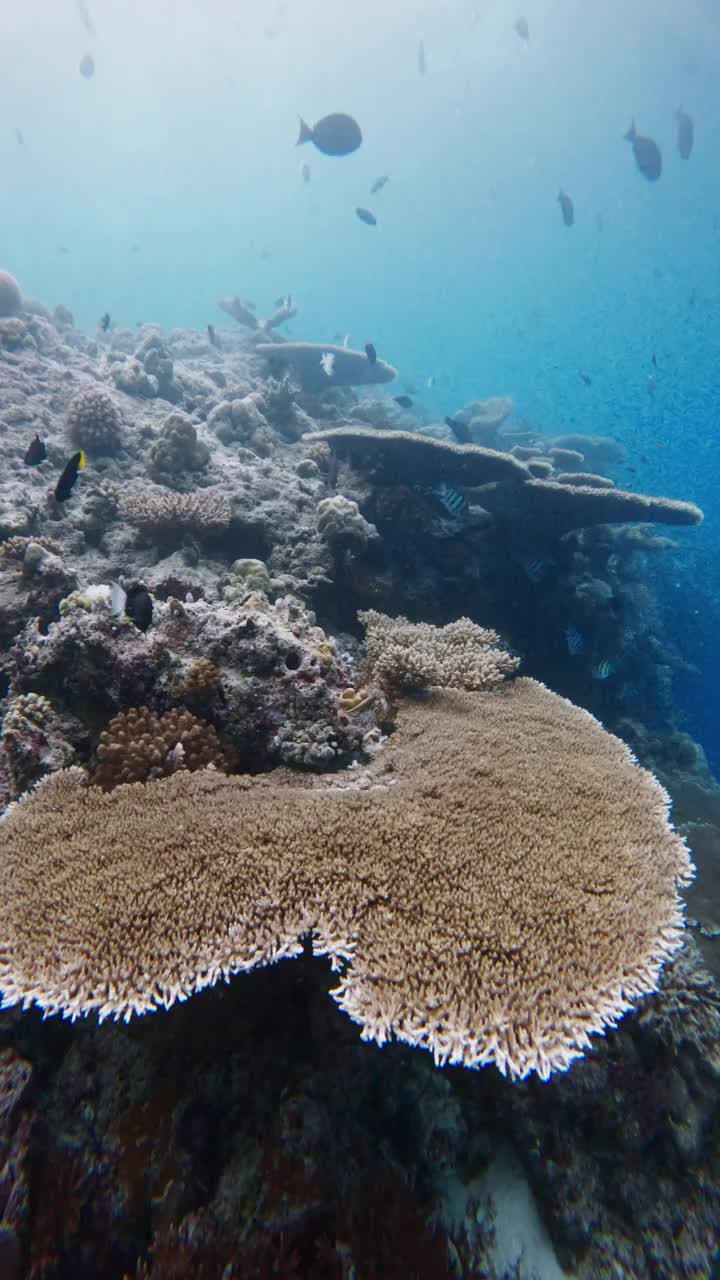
[557,189,574,227]
[370,175,389,195]
[514,16,529,40]
[579,371,592,386]
[365,343,377,364]
[394,395,413,409]
[355,207,377,226]
[592,659,615,681]
[417,39,427,75]
[564,627,585,656]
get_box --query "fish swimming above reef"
[365,343,377,364]
[624,121,662,180]
[24,434,47,466]
[370,175,389,195]
[79,53,95,79]
[207,324,221,349]
[514,16,530,40]
[99,312,111,333]
[429,482,468,521]
[296,113,362,156]
[557,189,574,227]
[417,39,427,75]
[54,450,85,503]
[579,370,592,386]
[356,207,377,226]
[394,395,413,409]
[320,351,336,378]
[676,107,694,159]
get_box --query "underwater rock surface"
[0,299,717,1276]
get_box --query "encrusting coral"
[0,678,692,1081]
[91,707,228,790]
[148,411,210,484]
[65,386,123,455]
[360,609,520,691]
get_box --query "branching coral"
[65,387,123,455]
[360,609,520,692]
[91,708,228,790]
[0,679,692,1080]
[118,487,231,536]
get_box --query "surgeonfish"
[355,207,377,226]
[24,434,47,466]
[557,189,574,227]
[624,121,662,180]
[676,107,694,160]
[55,450,85,502]
[296,113,362,156]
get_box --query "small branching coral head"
[359,609,520,693]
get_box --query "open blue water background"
[2,0,718,764]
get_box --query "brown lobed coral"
[0,679,692,1080]
[65,387,123,455]
[360,609,520,692]
[0,270,22,318]
[91,707,228,790]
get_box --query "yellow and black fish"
[24,434,47,466]
[55,450,86,502]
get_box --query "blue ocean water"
[3,0,718,764]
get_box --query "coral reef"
[316,495,378,553]
[91,707,228,789]
[360,609,519,691]
[65,386,123,455]
[148,411,210,484]
[0,271,22,318]
[0,679,691,1083]
[118,487,231,539]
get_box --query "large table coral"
[0,679,692,1081]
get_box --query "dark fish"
[651,352,657,369]
[445,415,471,444]
[624,120,662,181]
[24,434,47,466]
[99,312,111,333]
[79,53,95,79]
[15,128,23,145]
[55,449,86,502]
[646,375,656,397]
[355,207,377,226]
[514,16,529,40]
[365,342,377,364]
[125,585,153,633]
[417,39,427,75]
[207,324,221,349]
[301,162,311,183]
[579,371,592,386]
[557,189,574,227]
[676,107,694,160]
[296,112,362,157]
[76,0,96,37]
[394,395,413,409]
[57,245,70,256]
[370,175,389,195]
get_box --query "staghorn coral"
[148,411,210,484]
[360,609,520,692]
[65,387,123,455]
[0,679,692,1080]
[0,271,22,318]
[118,486,231,537]
[91,707,228,790]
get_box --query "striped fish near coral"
[592,659,615,680]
